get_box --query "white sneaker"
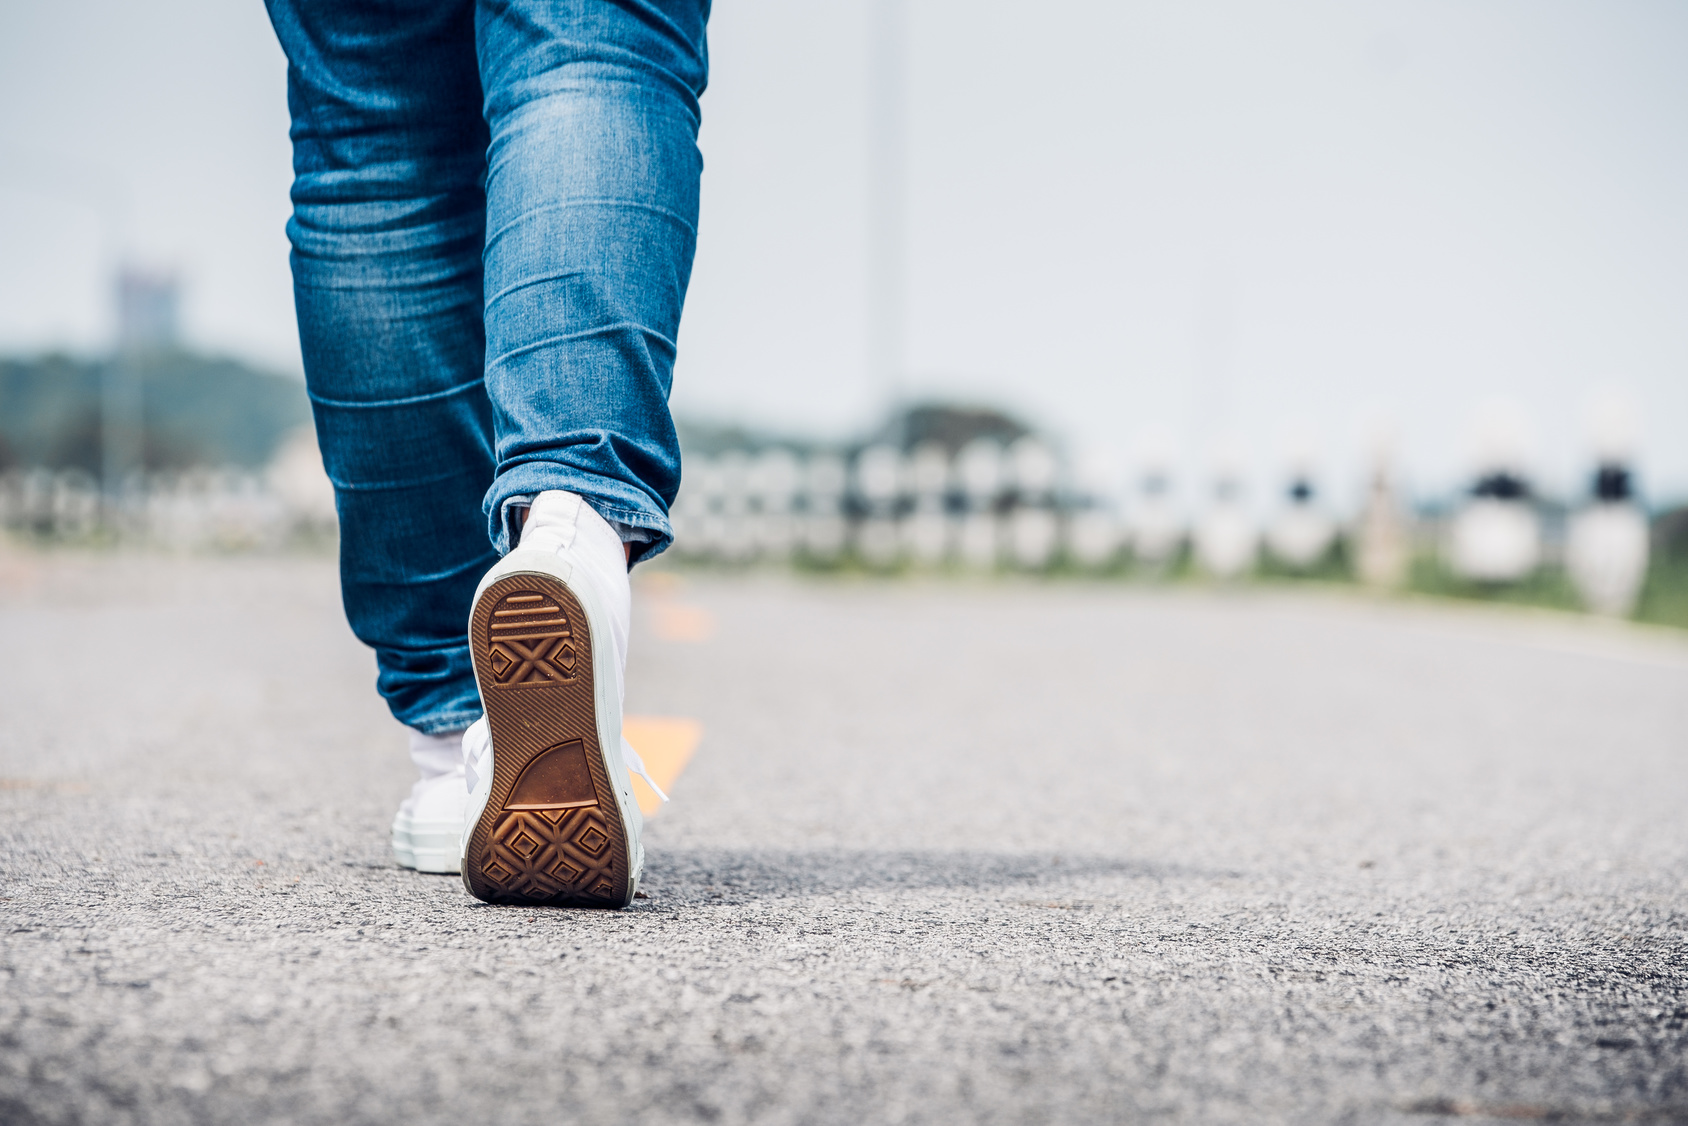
[457,490,661,908]
[391,728,469,874]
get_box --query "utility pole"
[105,269,177,506]
[867,0,907,413]
[101,354,142,496]
[0,148,137,503]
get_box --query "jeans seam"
[414,709,483,735]
[350,552,494,586]
[486,322,676,368]
[587,504,668,530]
[309,375,486,410]
[329,468,482,493]
[483,197,697,253]
[375,641,475,656]
[484,268,586,308]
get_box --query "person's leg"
[266,0,495,736]
[474,0,710,562]
[453,0,708,906]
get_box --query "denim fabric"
[267,0,708,733]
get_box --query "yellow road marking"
[637,573,716,642]
[623,715,702,816]
[652,602,716,642]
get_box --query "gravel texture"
[2,550,1686,1126]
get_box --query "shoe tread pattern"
[463,573,629,908]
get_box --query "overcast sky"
[1,0,1684,507]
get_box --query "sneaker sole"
[461,571,632,908]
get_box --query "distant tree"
[0,350,311,471]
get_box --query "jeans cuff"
[486,466,673,562]
[409,708,483,736]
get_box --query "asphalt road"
[2,549,1686,1126]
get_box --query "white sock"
[399,728,468,819]
[409,729,467,782]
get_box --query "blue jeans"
[267,0,708,734]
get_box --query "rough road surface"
[2,551,1686,1126]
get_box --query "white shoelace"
[460,717,667,803]
[620,735,669,803]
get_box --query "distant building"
[116,268,180,352]
[875,402,1029,456]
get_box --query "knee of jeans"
[287,203,486,282]
[293,278,489,405]
[485,92,701,212]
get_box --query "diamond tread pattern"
[462,573,630,908]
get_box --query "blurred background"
[1,0,1685,623]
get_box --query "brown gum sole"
[461,571,630,909]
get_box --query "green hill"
[0,351,311,472]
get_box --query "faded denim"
[266,0,708,733]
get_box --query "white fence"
[671,440,1159,572]
[0,430,338,550]
[0,467,338,550]
[3,443,1660,618]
